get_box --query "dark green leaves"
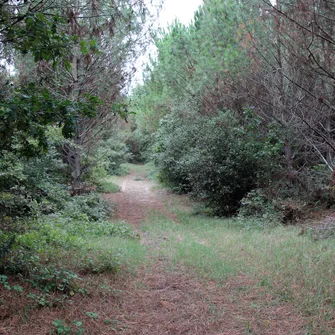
[0,84,100,157]
[3,12,70,65]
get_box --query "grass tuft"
[96,179,121,193]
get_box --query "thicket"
[154,111,280,215]
[0,0,154,308]
[0,124,136,290]
[131,0,335,219]
[0,93,133,301]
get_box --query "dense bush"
[153,113,196,193]
[154,111,278,215]
[0,124,135,284]
[81,121,132,186]
[95,179,121,193]
[0,133,70,229]
[126,127,153,163]
[0,191,139,296]
[61,193,111,222]
[98,125,132,176]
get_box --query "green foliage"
[61,193,111,222]
[52,319,72,335]
[0,197,140,298]
[0,128,139,280]
[238,189,279,222]
[103,130,133,176]
[154,111,276,214]
[96,180,121,193]
[0,275,11,290]
[0,84,99,157]
[0,129,70,227]
[52,319,85,335]
[153,113,193,192]
[45,215,139,240]
[77,250,122,274]
[0,118,139,282]
[27,266,80,294]
[0,4,71,64]
[85,311,99,319]
[0,0,148,191]
[126,121,153,163]
[0,2,99,161]
[82,120,132,186]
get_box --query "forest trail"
[101,166,306,335]
[4,166,309,335]
[102,166,180,226]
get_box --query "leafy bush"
[52,319,85,335]
[153,113,194,193]
[61,193,112,222]
[110,164,130,176]
[127,126,153,163]
[0,132,70,227]
[76,250,122,274]
[154,111,278,215]
[85,123,132,178]
[238,189,280,223]
[27,266,80,294]
[0,188,138,291]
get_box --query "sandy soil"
[102,168,181,225]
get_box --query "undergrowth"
[0,191,143,329]
[95,179,121,193]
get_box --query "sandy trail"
[102,168,180,225]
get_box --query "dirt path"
[102,167,181,225]
[0,167,315,334]
[102,167,306,335]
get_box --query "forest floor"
[4,164,335,335]
[101,165,306,335]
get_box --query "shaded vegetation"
[2,0,335,333]
[130,0,335,218]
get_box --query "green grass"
[106,174,124,186]
[85,236,146,269]
[45,216,145,274]
[141,210,335,332]
[96,179,120,193]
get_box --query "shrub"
[154,111,277,215]
[27,266,81,294]
[238,189,280,222]
[153,113,195,193]
[0,141,70,226]
[127,127,153,163]
[0,187,138,283]
[61,193,112,222]
[77,250,122,274]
